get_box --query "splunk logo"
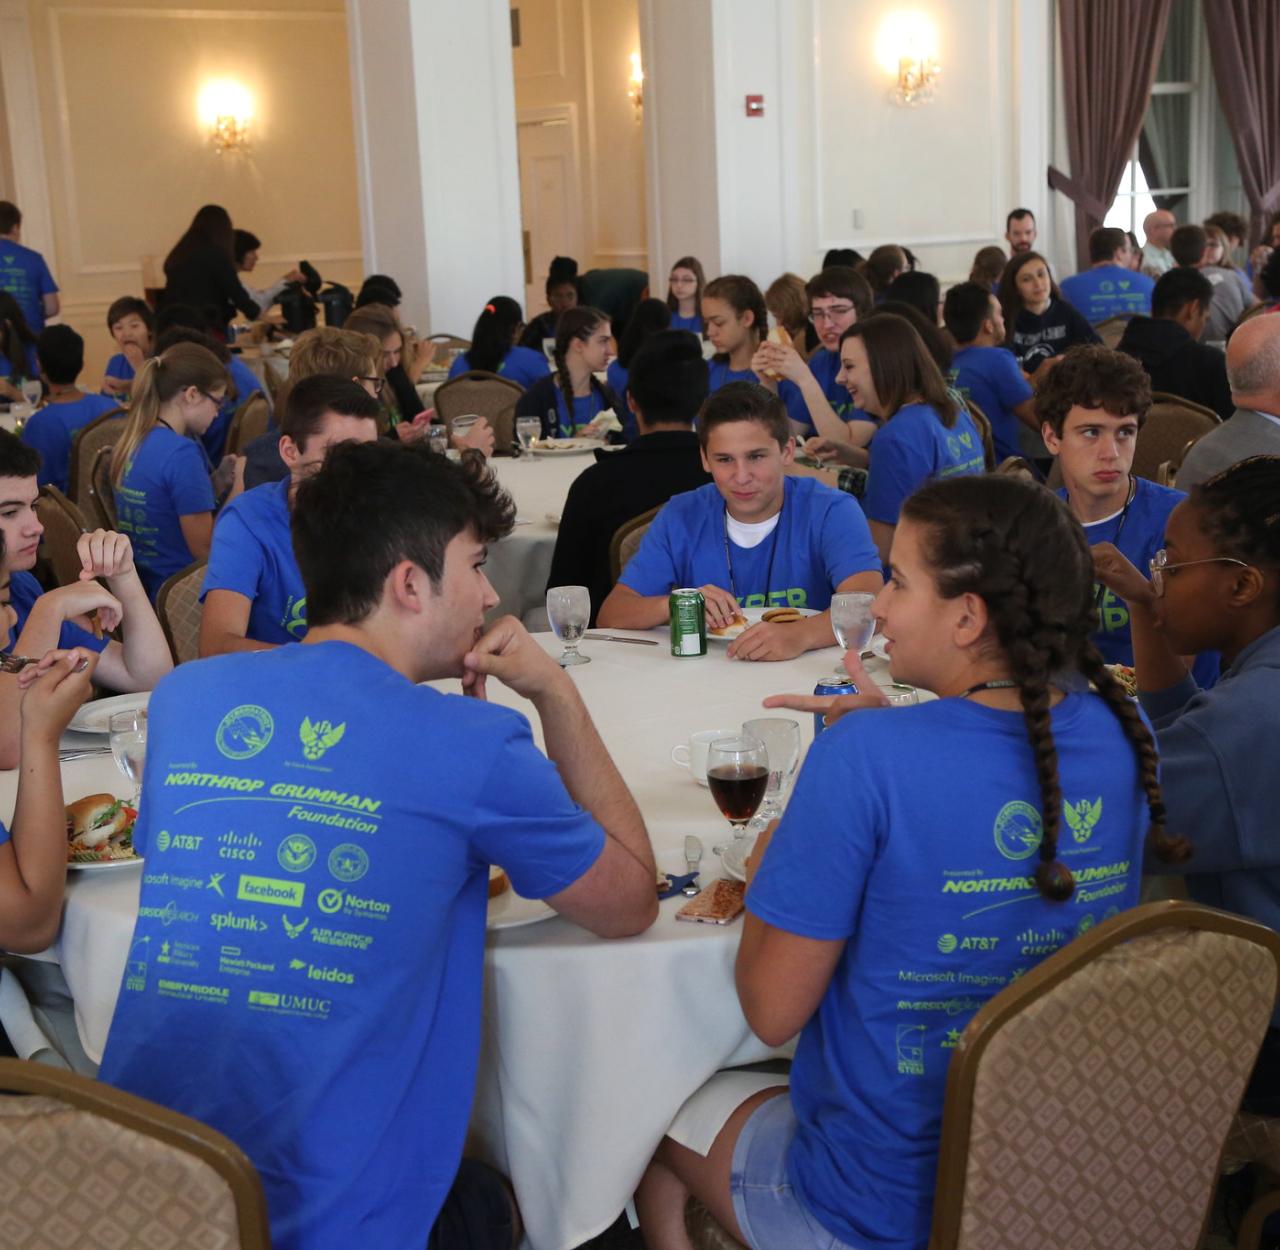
[236,875,305,908]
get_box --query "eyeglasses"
[1147,548,1252,596]
[198,390,226,408]
[808,305,855,324]
[357,375,386,397]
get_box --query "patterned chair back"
[930,901,1280,1250]
[155,560,207,664]
[67,411,124,517]
[0,1057,269,1248]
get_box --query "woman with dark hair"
[997,250,1099,377]
[969,245,1008,291]
[608,298,670,442]
[1092,455,1280,1113]
[858,244,906,300]
[515,306,621,437]
[519,256,580,350]
[0,292,38,398]
[884,270,941,325]
[667,256,706,335]
[637,471,1170,1250]
[449,296,550,390]
[160,205,260,333]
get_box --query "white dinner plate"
[68,855,144,873]
[487,888,555,930]
[530,438,598,456]
[68,692,151,736]
[718,839,753,883]
[707,606,817,643]
[869,633,890,661]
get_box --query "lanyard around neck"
[723,505,782,604]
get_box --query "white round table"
[1,636,905,1250]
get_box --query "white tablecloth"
[485,453,596,629]
[0,638,904,1250]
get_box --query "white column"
[347,0,524,336]
[0,0,58,270]
[1011,0,1056,261]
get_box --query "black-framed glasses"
[1148,548,1252,596]
[198,389,227,408]
[357,376,386,397]
[808,305,856,324]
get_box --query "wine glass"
[829,592,877,680]
[516,416,541,457]
[741,718,801,832]
[109,709,147,806]
[20,379,42,410]
[451,414,480,444]
[707,734,768,855]
[546,585,591,667]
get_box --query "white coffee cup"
[671,728,737,787]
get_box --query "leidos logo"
[993,800,1042,861]
[299,716,346,761]
[1064,797,1103,844]
[287,958,355,985]
[236,875,305,908]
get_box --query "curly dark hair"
[1034,345,1152,438]
[1193,456,1280,573]
[902,475,1188,901]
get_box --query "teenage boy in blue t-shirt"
[1059,227,1155,324]
[0,202,58,335]
[98,440,657,1250]
[944,281,1036,463]
[1039,344,1218,686]
[201,376,379,654]
[597,380,882,661]
[0,432,173,769]
[21,326,119,493]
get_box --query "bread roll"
[65,794,128,849]
[488,865,509,898]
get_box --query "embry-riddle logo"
[1064,797,1103,844]
[300,717,346,761]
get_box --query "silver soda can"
[812,676,858,736]
[669,589,707,657]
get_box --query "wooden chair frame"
[928,900,1280,1249]
[1149,390,1220,422]
[88,444,118,530]
[66,408,124,510]
[36,485,92,588]
[609,504,662,584]
[0,1056,270,1249]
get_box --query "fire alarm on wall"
[745,95,764,117]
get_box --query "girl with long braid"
[514,306,620,438]
[637,473,1175,1250]
[1094,454,1280,1116]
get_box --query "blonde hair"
[276,326,380,417]
[111,342,228,486]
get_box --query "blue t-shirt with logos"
[747,693,1147,1249]
[114,426,215,599]
[104,353,135,385]
[0,240,57,335]
[202,477,305,645]
[1058,476,1219,687]
[448,344,550,390]
[7,570,110,655]
[20,393,120,493]
[949,345,1034,463]
[202,357,267,464]
[1059,264,1155,324]
[707,361,811,434]
[863,402,987,527]
[98,641,605,1250]
[619,476,879,610]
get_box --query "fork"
[0,652,36,674]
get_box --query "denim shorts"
[729,1094,863,1250]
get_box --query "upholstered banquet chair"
[1133,394,1220,483]
[1095,314,1133,350]
[155,560,207,665]
[432,371,523,451]
[223,393,271,458]
[66,410,124,518]
[87,445,117,531]
[0,1057,269,1249]
[35,486,91,589]
[609,504,662,584]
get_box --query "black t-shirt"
[1117,316,1234,421]
[1010,298,1100,371]
[546,429,712,624]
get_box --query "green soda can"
[669,588,707,657]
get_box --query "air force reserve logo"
[1064,797,1103,844]
[300,717,346,761]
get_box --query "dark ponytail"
[902,475,1179,901]
[467,296,524,374]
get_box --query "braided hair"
[552,306,609,434]
[1193,456,1280,575]
[902,475,1184,901]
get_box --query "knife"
[683,835,703,895]
[583,633,659,646]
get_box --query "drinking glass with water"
[109,709,147,806]
[546,585,591,667]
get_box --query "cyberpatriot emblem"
[300,717,346,761]
[1063,797,1103,844]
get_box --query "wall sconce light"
[627,52,644,119]
[874,12,941,107]
[197,79,254,153]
